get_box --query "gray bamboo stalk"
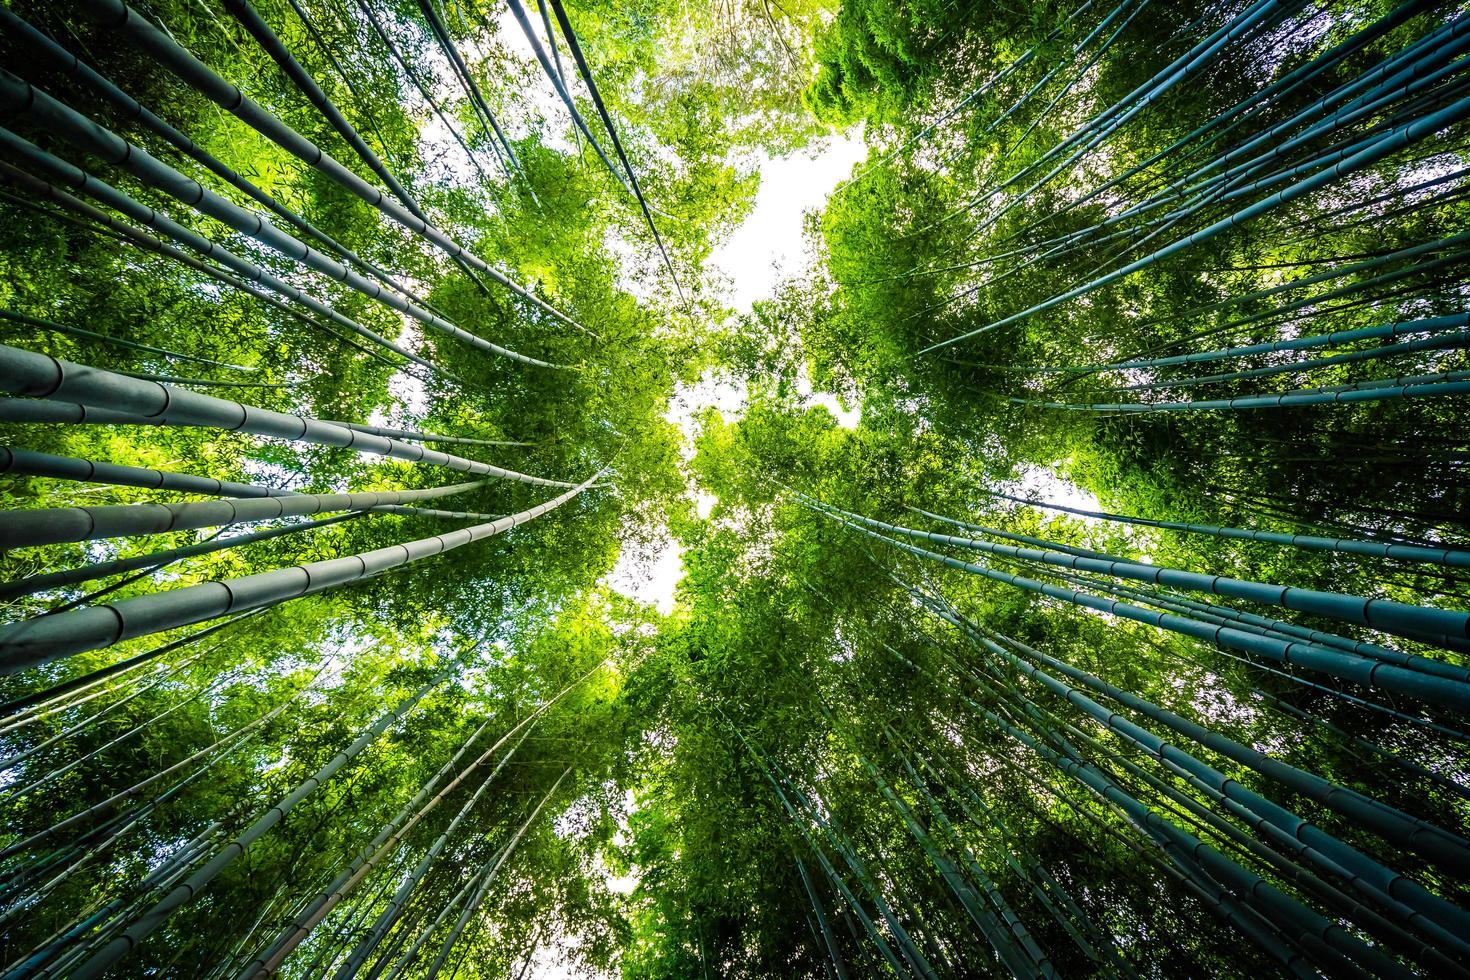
[0,479,487,550]
[504,0,630,196]
[0,342,577,487]
[933,492,1470,568]
[322,419,533,448]
[419,769,570,979]
[921,90,1470,353]
[0,515,360,605]
[545,0,685,301]
[332,723,541,979]
[793,493,1470,710]
[900,579,1470,950]
[66,673,447,980]
[75,0,583,332]
[0,4,438,317]
[0,607,271,719]
[221,0,442,250]
[0,447,294,500]
[803,492,1470,660]
[370,506,503,520]
[0,152,445,376]
[0,70,561,371]
[0,308,252,373]
[236,657,606,977]
[0,469,604,673]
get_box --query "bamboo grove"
[0,0,1467,977]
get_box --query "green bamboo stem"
[0,479,487,550]
[66,672,447,979]
[0,5,440,317]
[0,309,252,373]
[0,343,576,487]
[0,446,295,500]
[0,468,604,673]
[0,71,559,371]
[75,0,583,331]
[0,515,360,605]
[0,152,447,377]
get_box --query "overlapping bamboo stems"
[940,0,1301,235]
[60,670,448,979]
[328,722,540,977]
[0,446,295,500]
[868,627,1316,973]
[0,466,605,672]
[835,0,1103,195]
[0,5,444,319]
[0,343,571,486]
[414,769,570,980]
[995,0,1442,247]
[503,0,628,196]
[414,0,526,182]
[544,0,685,300]
[882,723,1134,979]
[892,568,1470,937]
[0,478,491,550]
[0,195,415,385]
[2,668,238,805]
[800,579,1122,976]
[922,84,1470,354]
[0,651,202,777]
[0,71,560,371]
[824,707,1049,978]
[872,574,1346,972]
[0,678,302,867]
[352,0,492,183]
[1012,368,1470,412]
[0,309,252,373]
[796,491,1470,664]
[0,154,449,377]
[77,0,582,331]
[222,0,482,293]
[234,655,609,976]
[903,624,1389,977]
[927,492,1470,569]
[952,637,1447,977]
[1015,310,1470,379]
[0,670,316,942]
[0,515,360,606]
[723,717,919,979]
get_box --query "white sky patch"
[1007,463,1103,517]
[712,133,867,312]
[604,536,683,614]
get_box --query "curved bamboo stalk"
[65,673,448,980]
[0,5,440,317]
[322,418,533,448]
[933,493,1470,568]
[75,0,583,331]
[0,152,447,377]
[0,309,252,373]
[0,343,578,487]
[0,468,604,673]
[0,515,360,606]
[0,447,294,500]
[0,70,561,370]
[0,479,487,550]
[545,0,685,301]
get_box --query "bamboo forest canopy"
[0,0,1468,975]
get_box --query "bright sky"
[602,137,866,615]
[711,134,868,312]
